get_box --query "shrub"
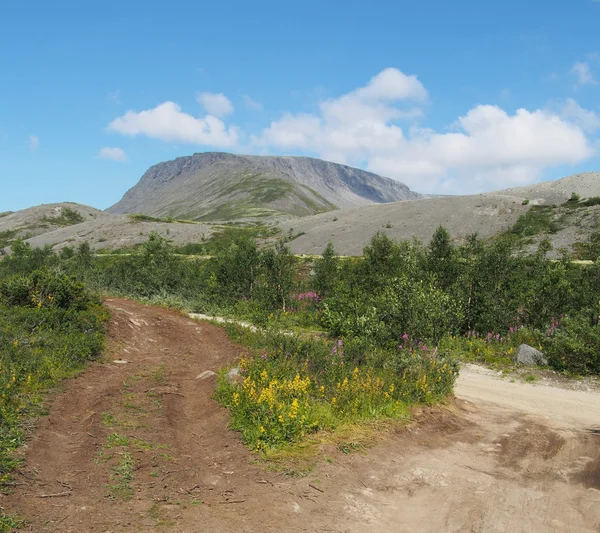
[40,207,84,227]
[216,329,458,451]
[0,270,106,479]
[543,311,600,374]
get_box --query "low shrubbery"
[216,327,457,451]
[3,225,600,459]
[0,269,107,480]
[39,206,84,227]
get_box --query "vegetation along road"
[2,298,599,533]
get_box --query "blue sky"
[1,0,600,212]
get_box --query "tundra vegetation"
[1,224,600,521]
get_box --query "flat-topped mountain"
[106,152,422,220]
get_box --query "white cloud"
[570,61,597,86]
[557,98,600,133]
[97,147,127,162]
[107,101,238,147]
[196,92,234,117]
[254,69,595,193]
[243,94,263,111]
[29,135,39,152]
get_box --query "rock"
[227,367,244,385]
[196,370,216,380]
[514,344,548,366]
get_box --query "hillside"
[3,171,599,256]
[0,203,109,249]
[280,171,600,256]
[107,152,422,220]
[0,203,213,253]
[490,172,600,205]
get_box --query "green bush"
[0,270,107,481]
[40,207,84,227]
[216,327,457,451]
[543,312,600,374]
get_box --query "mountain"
[107,152,422,220]
[488,172,600,205]
[0,203,108,242]
[280,172,600,256]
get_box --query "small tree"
[427,226,459,290]
[313,242,338,298]
[257,240,295,311]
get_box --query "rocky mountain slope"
[3,171,599,256]
[107,152,422,220]
[280,171,600,256]
[490,172,600,205]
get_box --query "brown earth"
[3,299,600,532]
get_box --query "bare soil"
[3,299,600,532]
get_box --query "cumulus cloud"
[107,101,238,147]
[557,98,600,133]
[254,68,595,193]
[97,147,127,162]
[196,92,234,117]
[570,61,597,86]
[29,135,39,152]
[243,94,263,111]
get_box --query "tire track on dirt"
[4,299,600,532]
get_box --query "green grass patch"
[509,206,555,237]
[0,514,24,532]
[107,451,135,500]
[0,270,107,484]
[215,326,457,454]
[39,207,84,227]
[0,212,13,219]
[196,174,336,221]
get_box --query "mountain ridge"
[106,152,422,220]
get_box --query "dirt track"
[3,299,600,532]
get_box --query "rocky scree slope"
[280,172,600,256]
[107,152,422,221]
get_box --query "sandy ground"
[3,300,600,532]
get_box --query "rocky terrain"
[280,171,600,256]
[107,152,422,220]
[2,159,599,256]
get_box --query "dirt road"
[3,299,600,532]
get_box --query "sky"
[1,0,600,213]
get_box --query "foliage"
[543,310,600,374]
[509,206,556,237]
[0,270,107,482]
[216,327,457,451]
[312,242,338,298]
[39,207,84,227]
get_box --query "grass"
[0,271,107,485]
[196,174,336,221]
[0,212,13,219]
[39,207,84,227]
[215,325,457,455]
[107,451,135,500]
[509,206,555,237]
[0,515,23,532]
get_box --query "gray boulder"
[227,367,245,385]
[514,344,548,366]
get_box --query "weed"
[0,514,24,532]
[107,452,135,500]
[105,433,131,448]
